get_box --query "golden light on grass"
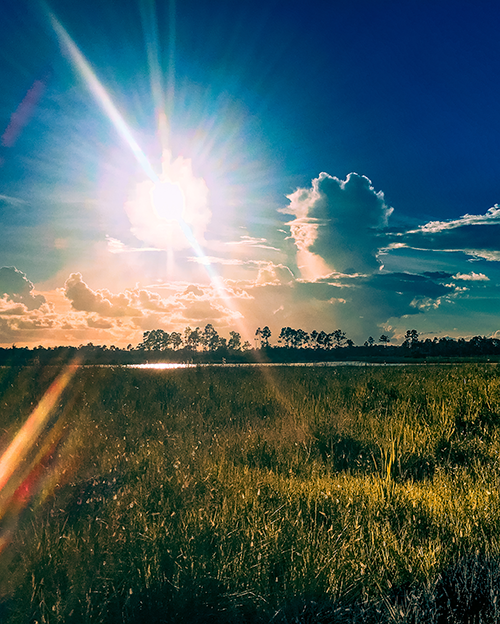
[0,361,80,553]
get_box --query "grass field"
[1,363,500,623]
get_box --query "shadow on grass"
[315,434,437,482]
[434,553,500,624]
[101,553,500,623]
[3,554,500,623]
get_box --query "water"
[126,361,413,370]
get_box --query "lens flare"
[0,361,80,553]
[47,4,254,343]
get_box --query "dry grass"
[1,363,500,622]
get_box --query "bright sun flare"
[150,178,186,222]
[124,150,212,252]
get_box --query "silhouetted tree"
[184,326,201,350]
[292,328,308,348]
[169,331,183,350]
[201,324,222,351]
[260,326,272,348]
[364,336,375,347]
[278,327,295,348]
[332,329,347,348]
[379,334,390,346]
[139,329,169,350]
[403,329,419,348]
[323,333,334,350]
[316,331,328,349]
[228,331,242,351]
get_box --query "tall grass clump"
[1,363,500,622]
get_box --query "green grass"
[1,364,500,622]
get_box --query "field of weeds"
[1,363,500,623]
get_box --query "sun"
[123,149,211,252]
[149,178,186,222]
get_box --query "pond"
[125,361,413,370]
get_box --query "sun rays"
[47,3,255,344]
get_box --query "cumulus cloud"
[87,316,114,329]
[0,298,27,315]
[282,172,393,276]
[64,273,141,317]
[255,263,295,286]
[453,272,489,281]
[136,289,173,312]
[0,266,46,310]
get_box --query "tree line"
[1,326,500,365]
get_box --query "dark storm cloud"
[300,271,451,306]
[0,266,45,310]
[422,271,453,280]
[369,272,451,299]
[291,270,456,341]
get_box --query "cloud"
[255,263,295,286]
[106,236,161,254]
[282,172,393,276]
[391,205,500,261]
[0,195,27,206]
[180,284,205,300]
[64,273,141,317]
[0,266,46,310]
[136,289,173,311]
[412,205,500,232]
[453,272,489,281]
[244,269,459,344]
[87,316,114,329]
[124,151,211,251]
[226,235,280,251]
[0,298,27,315]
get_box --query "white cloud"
[452,272,489,281]
[226,235,280,251]
[392,205,500,261]
[106,236,161,254]
[282,172,393,276]
[255,263,295,286]
[409,205,500,234]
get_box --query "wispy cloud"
[0,195,28,206]
[225,235,280,251]
[390,205,500,261]
[106,236,162,254]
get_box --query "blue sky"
[1,0,500,347]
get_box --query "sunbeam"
[47,5,253,343]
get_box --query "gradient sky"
[1,0,500,348]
